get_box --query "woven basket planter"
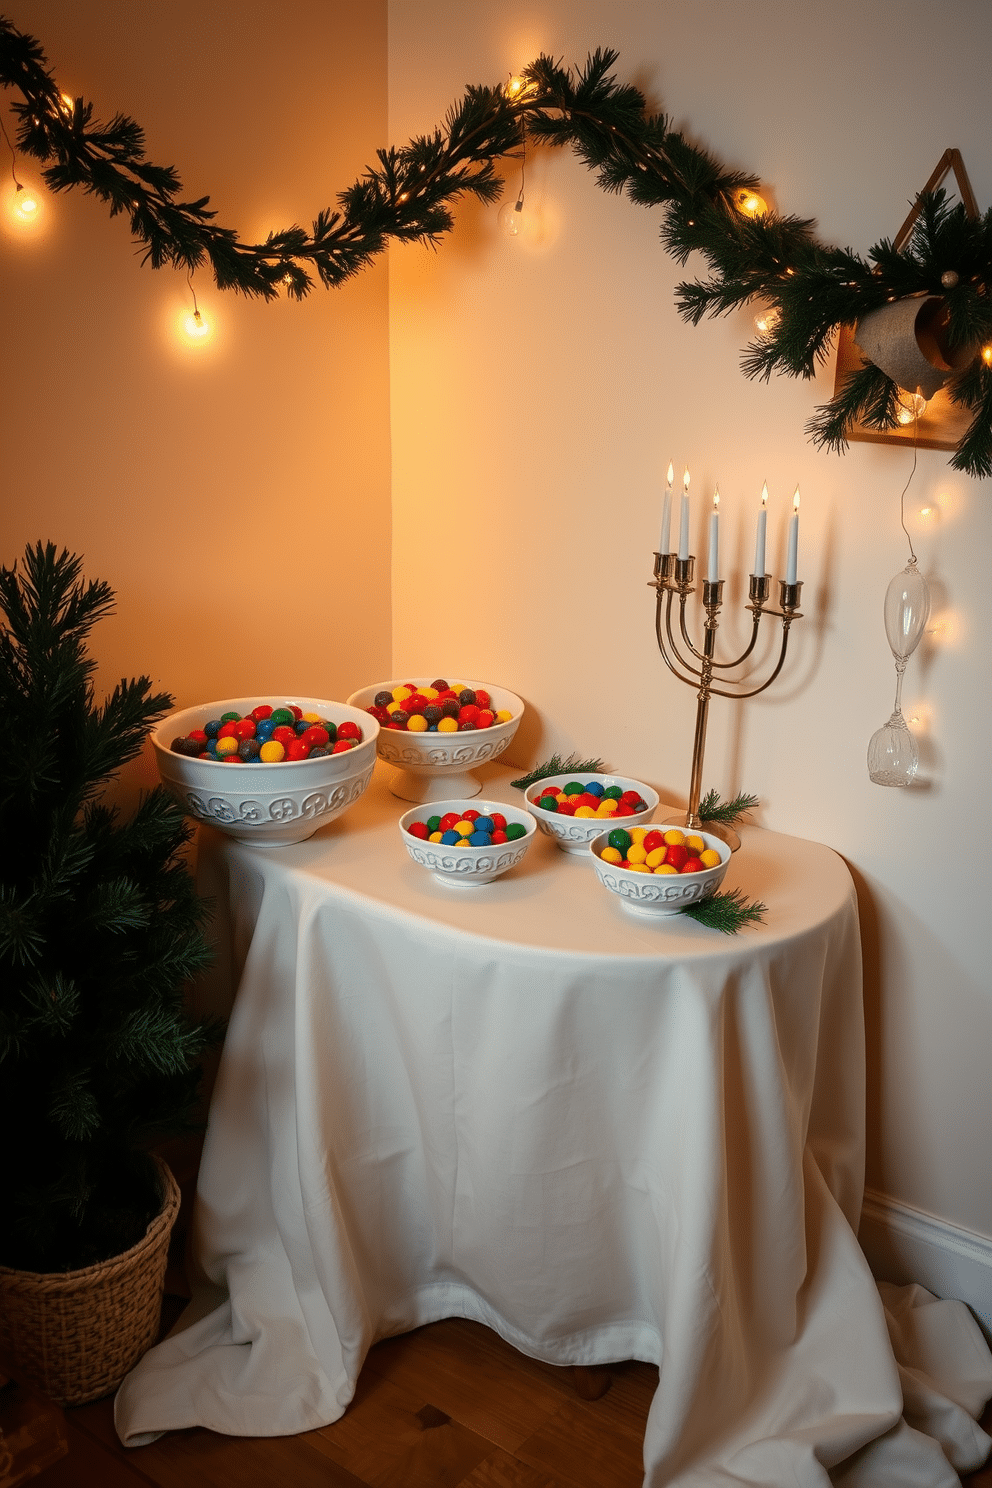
[0,1155,180,1407]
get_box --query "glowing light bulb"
[59,92,74,114]
[10,182,40,223]
[753,306,780,336]
[736,188,768,217]
[982,345,992,366]
[505,75,527,99]
[183,308,211,340]
[896,390,927,425]
[498,193,524,237]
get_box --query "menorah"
[650,550,803,849]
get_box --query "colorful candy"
[364,680,513,734]
[170,703,364,764]
[533,780,649,820]
[597,826,722,875]
[404,806,527,848]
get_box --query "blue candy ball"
[585,780,605,797]
[440,829,461,845]
[473,815,495,834]
[469,831,493,846]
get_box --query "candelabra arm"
[704,614,798,701]
[655,590,706,688]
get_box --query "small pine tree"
[0,542,220,1272]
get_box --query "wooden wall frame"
[831,149,979,453]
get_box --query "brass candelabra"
[651,551,803,849]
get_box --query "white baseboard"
[859,1189,992,1345]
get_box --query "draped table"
[116,765,992,1486]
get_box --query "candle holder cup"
[650,553,803,849]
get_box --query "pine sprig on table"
[697,789,760,826]
[511,754,605,789]
[682,887,767,935]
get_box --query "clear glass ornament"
[497,193,524,237]
[867,557,930,786]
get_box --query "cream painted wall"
[387,2,992,1237]
[1,1,391,809]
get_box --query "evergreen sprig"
[696,788,760,827]
[511,753,606,789]
[682,887,767,934]
[2,15,990,472]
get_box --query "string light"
[735,187,768,218]
[753,306,781,336]
[896,390,927,426]
[504,75,528,99]
[182,270,212,342]
[1,114,42,226]
[982,345,992,366]
[497,129,527,239]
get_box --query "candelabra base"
[659,808,741,853]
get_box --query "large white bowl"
[398,798,536,886]
[152,695,379,846]
[347,676,524,803]
[590,826,730,918]
[524,772,659,855]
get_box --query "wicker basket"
[0,1155,180,1407]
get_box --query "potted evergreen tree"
[0,541,220,1405]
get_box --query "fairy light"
[1,113,42,226]
[896,390,927,426]
[505,75,527,99]
[735,187,768,218]
[753,306,780,336]
[982,345,992,366]
[182,270,212,342]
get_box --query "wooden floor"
[23,1140,992,1488]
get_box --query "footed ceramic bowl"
[152,695,379,846]
[524,772,659,855]
[347,676,524,803]
[590,826,731,917]
[398,798,536,886]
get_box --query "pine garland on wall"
[2,17,991,474]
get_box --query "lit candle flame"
[666,461,674,486]
[793,487,801,513]
[713,489,720,511]
[683,468,690,494]
[761,481,768,509]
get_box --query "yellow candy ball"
[645,847,668,868]
[600,846,623,865]
[215,736,238,756]
[437,717,458,732]
[574,806,597,818]
[421,687,439,700]
[627,843,647,864]
[259,740,285,762]
[301,711,321,722]
[686,834,706,854]
[628,827,647,842]
[663,829,685,846]
[407,714,428,732]
[627,861,651,873]
[454,820,474,837]
[598,798,618,814]
[392,685,413,702]
[654,863,678,875]
[700,848,722,868]
[495,710,513,723]
[429,831,444,842]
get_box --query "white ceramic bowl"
[347,676,524,803]
[152,696,379,846]
[524,773,659,855]
[590,826,731,917]
[398,798,536,887]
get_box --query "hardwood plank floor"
[20,1140,992,1488]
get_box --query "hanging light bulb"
[183,307,211,340]
[895,389,928,425]
[9,180,41,224]
[498,188,525,237]
[753,306,781,337]
[504,75,528,99]
[867,558,931,786]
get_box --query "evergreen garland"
[0,543,222,1272]
[2,18,990,471]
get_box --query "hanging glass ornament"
[867,558,930,786]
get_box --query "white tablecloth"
[116,766,992,1485]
